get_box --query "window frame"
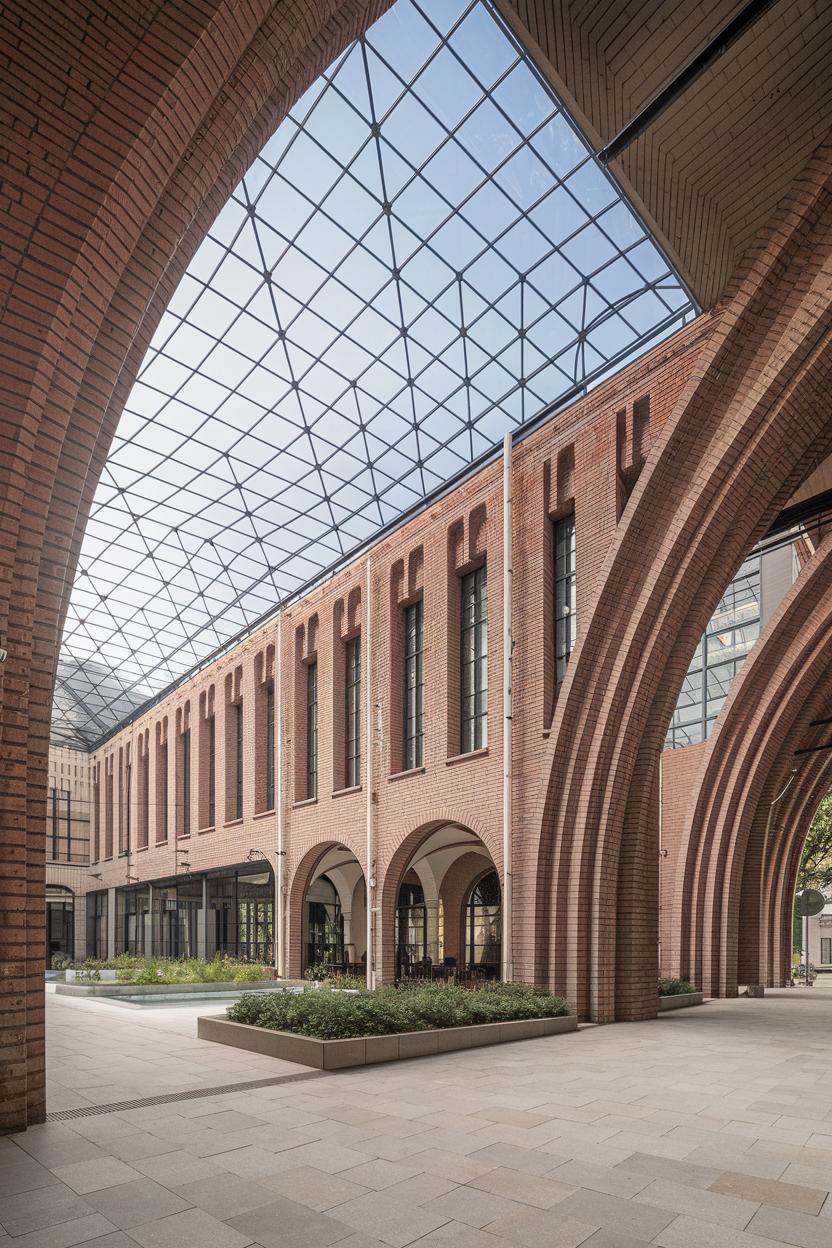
[460,565,488,754]
[403,599,424,770]
[345,636,361,787]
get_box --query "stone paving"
[4,986,832,1246]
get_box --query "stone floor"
[4,987,832,1247]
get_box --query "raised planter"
[197,1012,578,1069]
[658,991,704,1011]
[66,968,119,982]
[56,979,282,1000]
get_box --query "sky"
[53,0,694,749]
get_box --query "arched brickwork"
[0,0,392,1132]
[667,536,832,996]
[378,810,500,983]
[286,837,366,978]
[522,144,832,1023]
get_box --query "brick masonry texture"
[2,0,832,1135]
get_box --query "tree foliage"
[798,789,832,892]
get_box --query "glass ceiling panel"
[52,0,695,749]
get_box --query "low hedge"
[227,981,570,1040]
[658,977,697,996]
[76,955,269,984]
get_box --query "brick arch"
[378,809,500,983]
[524,143,832,1023]
[1,0,392,1130]
[286,836,366,978]
[667,536,832,995]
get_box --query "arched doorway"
[46,886,74,965]
[386,823,501,984]
[293,844,366,977]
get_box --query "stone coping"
[55,979,281,999]
[658,990,704,1011]
[197,1012,577,1069]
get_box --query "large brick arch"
[523,144,832,1024]
[666,536,832,996]
[0,0,391,1132]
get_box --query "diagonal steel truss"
[53,0,695,749]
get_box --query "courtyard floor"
[3,987,832,1246]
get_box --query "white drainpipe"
[502,431,514,982]
[275,610,285,977]
[365,557,375,990]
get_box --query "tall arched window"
[306,874,343,971]
[396,881,427,977]
[466,871,501,979]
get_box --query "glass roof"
[53,0,695,749]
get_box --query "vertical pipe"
[276,611,285,977]
[365,557,375,990]
[657,752,663,975]
[502,431,513,982]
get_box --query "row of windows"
[93,518,578,854]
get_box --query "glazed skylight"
[53,0,694,748]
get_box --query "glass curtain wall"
[116,887,150,956]
[666,556,762,748]
[207,868,274,963]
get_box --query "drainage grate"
[46,1068,328,1121]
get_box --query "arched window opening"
[466,871,502,980]
[396,881,427,978]
[306,874,343,971]
[46,886,74,964]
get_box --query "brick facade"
[3,0,832,1133]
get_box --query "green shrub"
[658,977,697,996]
[227,981,570,1040]
[114,953,266,983]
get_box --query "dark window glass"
[266,680,275,810]
[182,728,191,836]
[306,874,343,970]
[555,513,576,686]
[460,565,488,753]
[48,786,88,864]
[345,638,361,787]
[467,870,501,978]
[159,743,168,842]
[235,702,243,819]
[396,880,427,978]
[404,601,424,770]
[208,714,216,827]
[125,763,132,851]
[86,891,108,960]
[307,661,318,798]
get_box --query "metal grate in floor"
[46,1068,328,1121]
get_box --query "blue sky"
[53,0,694,747]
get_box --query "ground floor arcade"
[61,822,504,984]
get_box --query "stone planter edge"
[196,1011,577,1069]
[55,979,278,998]
[658,990,704,1011]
